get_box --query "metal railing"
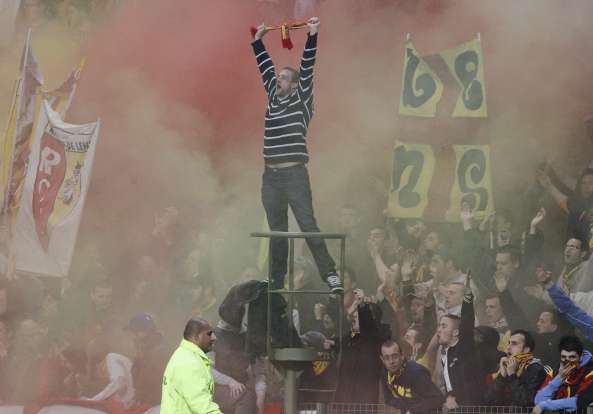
[250,231,346,360]
[298,402,385,414]
[297,403,593,414]
[251,231,347,414]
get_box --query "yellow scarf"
[387,362,411,398]
[514,352,535,377]
[491,352,534,380]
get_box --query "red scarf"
[542,364,593,399]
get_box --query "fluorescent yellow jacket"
[161,339,222,414]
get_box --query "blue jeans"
[261,164,336,289]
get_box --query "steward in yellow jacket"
[161,317,222,414]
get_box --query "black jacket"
[382,361,444,414]
[443,293,485,405]
[484,360,548,407]
[334,303,385,404]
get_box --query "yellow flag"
[440,38,488,118]
[1,92,18,210]
[399,40,444,117]
[1,31,44,222]
[386,141,435,218]
[44,57,85,118]
[445,145,495,222]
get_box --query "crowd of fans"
[2,162,593,414]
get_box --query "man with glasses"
[380,340,443,414]
[533,335,593,413]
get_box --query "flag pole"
[0,81,19,219]
[2,28,31,216]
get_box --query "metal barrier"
[298,403,385,414]
[435,407,534,414]
[297,403,593,414]
[251,231,347,414]
[436,407,593,414]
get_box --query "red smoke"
[71,0,593,217]
[74,0,309,159]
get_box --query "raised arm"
[297,17,319,104]
[496,273,529,330]
[537,170,569,213]
[524,208,545,266]
[459,282,475,354]
[548,284,593,341]
[252,24,276,99]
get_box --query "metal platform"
[250,231,347,414]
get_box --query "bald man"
[161,317,222,414]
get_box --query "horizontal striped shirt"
[252,33,317,164]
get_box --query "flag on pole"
[1,30,44,224]
[44,57,85,118]
[13,100,100,277]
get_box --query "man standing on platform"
[251,17,343,293]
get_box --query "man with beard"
[161,317,221,414]
[251,17,343,293]
[485,330,548,407]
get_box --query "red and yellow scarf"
[491,352,535,380]
[250,22,308,49]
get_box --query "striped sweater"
[252,33,317,164]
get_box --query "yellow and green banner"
[387,141,435,218]
[399,40,444,118]
[440,38,487,118]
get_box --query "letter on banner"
[387,142,435,218]
[13,100,99,277]
[440,38,487,118]
[399,40,444,117]
[445,145,494,222]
